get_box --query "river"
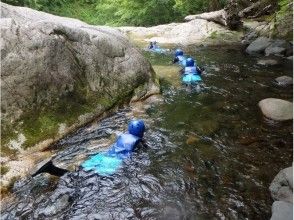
[2,46,292,220]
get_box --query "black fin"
[32,160,69,177]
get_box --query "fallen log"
[184,0,242,30]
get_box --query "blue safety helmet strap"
[128,119,145,138]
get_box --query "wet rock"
[265,46,286,56]
[264,40,291,56]
[269,167,293,203]
[287,56,293,61]
[1,2,158,149]
[236,136,264,146]
[44,194,69,216]
[161,206,182,220]
[246,37,272,54]
[270,201,293,220]
[194,120,219,135]
[258,98,293,121]
[241,31,258,45]
[275,76,293,87]
[186,135,200,145]
[257,59,280,66]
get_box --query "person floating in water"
[179,57,203,75]
[148,41,159,50]
[32,119,146,177]
[148,41,154,50]
[181,58,202,86]
[173,49,186,66]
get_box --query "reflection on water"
[2,47,292,220]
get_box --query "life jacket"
[107,134,140,159]
[176,55,186,67]
[81,133,141,176]
[184,66,197,74]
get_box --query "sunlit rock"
[258,98,293,121]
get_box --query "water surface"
[2,46,293,220]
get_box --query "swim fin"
[32,159,69,177]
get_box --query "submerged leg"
[32,160,69,177]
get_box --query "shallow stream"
[2,46,293,220]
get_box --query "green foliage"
[174,0,227,15]
[277,0,292,17]
[2,0,68,10]
[3,0,230,26]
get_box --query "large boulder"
[269,167,293,203]
[270,201,293,220]
[119,19,241,46]
[258,98,293,121]
[246,37,272,54]
[265,40,291,56]
[1,3,159,151]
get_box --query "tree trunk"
[184,0,242,30]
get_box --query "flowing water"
[2,46,293,220]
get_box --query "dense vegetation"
[2,0,228,26]
[2,0,292,27]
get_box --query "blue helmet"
[186,58,195,67]
[175,49,183,56]
[128,119,145,138]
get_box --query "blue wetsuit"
[81,133,141,176]
[182,66,202,85]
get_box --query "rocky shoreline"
[269,167,293,220]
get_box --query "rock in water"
[257,59,279,66]
[186,135,199,145]
[270,201,293,220]
[275,76,293,87]
[269,167,293,203]
[246,37,272,54]
[265,46,286,57]
[258,98,293,121]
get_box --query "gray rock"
[119,18,238,45]
[275,76,293,86]
[1,3,159,146]
[287,56,293,60]
[242,31,258,45]
[257,59,280,66]
[270,167,293,203]
[265,46,286,56]
[246,37,272,54]
[270,201,293,220]
[270,39,290,48]
[258,98,293,121]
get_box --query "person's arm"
[179,68,184,75]
[196,66,203,74]
[173,57,179,64]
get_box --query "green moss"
[0,165,9,175]
[1,80,141,152]
[209,31,218,39]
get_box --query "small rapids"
[1,46,293,220]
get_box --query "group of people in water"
[148,41,203,85]
[32,42,204,179]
